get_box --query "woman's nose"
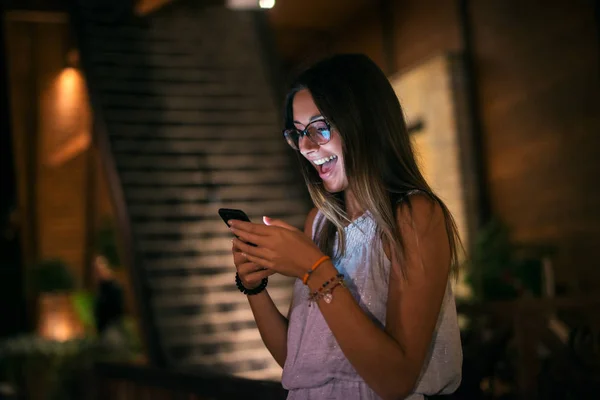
[299,135,319,154]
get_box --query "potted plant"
[31,259,84,341]
[464,219,546,302]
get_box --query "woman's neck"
[343,190,364,221]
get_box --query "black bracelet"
[235,272,268,295]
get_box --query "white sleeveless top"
[281,210,462,399]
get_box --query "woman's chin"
[323,180,347,194]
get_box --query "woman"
[228,54,463,400]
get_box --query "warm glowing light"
[47,132,91,166]
[44,316,74,341]
[37,293,84,342]
[259,0,275,9]
[56,67,81,113]
[226,0,274,9]
[43,65,92,166]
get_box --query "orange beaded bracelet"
[302,255,331,285]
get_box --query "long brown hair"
[284,54,462,277]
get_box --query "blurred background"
[0,0,598,399]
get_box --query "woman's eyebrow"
[293,114,323,125]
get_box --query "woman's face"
[292,89,348,193]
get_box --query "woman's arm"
[305,196,450,400]
[245,208,319,367]
[245,289,288,367]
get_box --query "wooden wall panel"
[471,0,600,292]
[34,22,90,284]
[392,0,462,71]
[5,15,104,293]
[5,20,39,272]
[328,5,385,72]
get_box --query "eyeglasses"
[283,119,332,150]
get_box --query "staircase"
[71,0,310,380]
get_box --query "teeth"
[313,155,337,166]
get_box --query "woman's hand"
[232,239,274,289]
[229,216,325,279]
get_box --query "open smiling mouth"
[313,155,338,178]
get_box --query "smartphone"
[218,208,251,226]
[218,208,256,246]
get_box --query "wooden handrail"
[67,0,166,366]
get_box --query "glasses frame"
[283,118,332,150]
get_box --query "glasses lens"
[283,129,300,150]
[307,120,331,145]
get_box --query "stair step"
[103,94,271,111]
[148,293,286,314]
[143,253,236,271]
[124,184,305,203]
[180,353,277,376]
[234,367,282,381]
[148,273,293,292]
[90,49,261,69]
[168,339,267,360]
[97,77,268,96]
[95,65,221,81]
[147,280,292,298]
[139,236,231,253]
[119,169,296,186]
[134,214,305,235]
[140,238,234,254]
[162,328,263,348]
[86,17,252,43]
[152,288,290,310]
[164,313,258,333]
[85,25,250,47]
[182,346,274,366]
[112,138,286,155]
[95,65,264,85]
[116,154,291,170]
[129,199,308,219]
[105,109,276,124]
[158,309,256,329]
[144,266,236,278]
[159,306,291,332]
[98,77,269,91]
[109,124,280,139]
[87,38,259,56]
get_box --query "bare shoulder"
[303,207,319,237]
[393,192,452,276]
[395,192,445,234]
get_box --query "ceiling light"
[259,0,275,9]
[226,0,275,9]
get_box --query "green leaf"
[71,291,96,332]
[31,259,75,293]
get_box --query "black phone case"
[218,208,251,226]
[218,208,257,247]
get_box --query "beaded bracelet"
[302,255,331,285]
[235,272,268,295]
[308,273,345,306]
